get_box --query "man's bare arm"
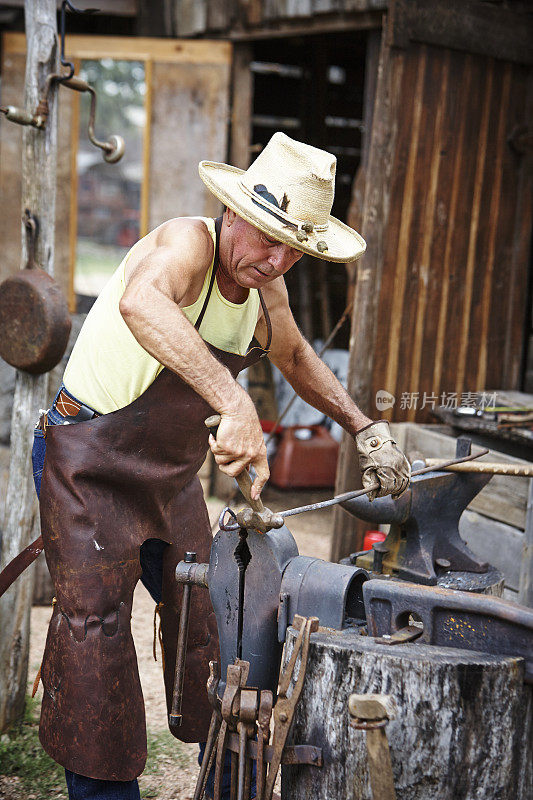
[256,277,373,436]
[119,219,268,497]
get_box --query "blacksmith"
[31,132,410,800]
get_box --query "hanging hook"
[23,210,39,270]
[58,1,99,83]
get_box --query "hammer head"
[235,505,284,534]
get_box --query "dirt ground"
[24,482,335,799]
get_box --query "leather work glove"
[355,420,411,501]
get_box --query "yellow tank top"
[63,217,260,414]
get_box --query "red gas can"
[270,425,339,489]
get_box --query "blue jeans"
[32,386,238,800]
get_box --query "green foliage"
[0,698,192,800]
[0,697,66,798]
[78,59,145,161]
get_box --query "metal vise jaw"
[341,443,493,586]
[207,524,369,697]
[174,522,369,709]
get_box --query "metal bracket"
[364,578,533,683]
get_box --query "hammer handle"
[205,414,265,512]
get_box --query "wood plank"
[228,11,382,40]
[382,47,426,415]
[502,67,533,389]
[485,63,528,390]
[6,0,136,12]
[474,63,509,391]
[416,49,463,421]
[460,510,523,593]
[4,32,232,63]
[0,50,24,285]
[369,46,417,419]
[331,33,401,562]
[518,480,533,607]
[405,47,449,422]
[454,57,493,395]
[148,59,231,228]
[174,0,208,36]
[140,57,153,238]
[439,54,484,399]
[230,43,253,170]
[0,0,57,732]
[389,0,533,67]
[431,52,472,400]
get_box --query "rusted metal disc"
[0,269,71,374]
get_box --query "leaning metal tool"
[256,690,274,800]
[169,551,199,729]
[217,448,489,535]
[237,688,258,800]
[264,614,319,800]
[349,694,397,800]
[214,661,250,800]
[193,661,222,800]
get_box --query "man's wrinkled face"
[224,210,304,288]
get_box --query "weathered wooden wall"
[332,0,533,561]
[173,0,387,37]
[372,43,533,424]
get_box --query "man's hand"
[208,394,269,501]
[355,421,411,501]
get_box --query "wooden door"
[332,0,533,560]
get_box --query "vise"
[341,439,501,588]
[171,521,368,726]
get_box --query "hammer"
[205,414,283,533]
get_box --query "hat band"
[239,180,329,235]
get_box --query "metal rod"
[279,449,490,519]
[265,300,353,445]
[169,552,196,728]
[424,459,533,477]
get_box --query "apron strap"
[194,216,222,332]
[194,216,273,365]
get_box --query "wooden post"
[281,627,533,800]
[519,479,533,607]
[0,0,58,731]
[330,27,391,563]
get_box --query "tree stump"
[281,628,532,800]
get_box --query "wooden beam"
[4,32,232,64]
[389,0,533,66]
[0,0,58,732]
[227,11,383,41]
[330,27,397,562]
[230,42,253,170]
[5,0,136,13]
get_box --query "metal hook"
[219,507,239,532]
[58,1,99,83]
[23,210,39,269]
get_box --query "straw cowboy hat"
[199,132,366,263]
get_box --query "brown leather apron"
[37,221,271,781]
